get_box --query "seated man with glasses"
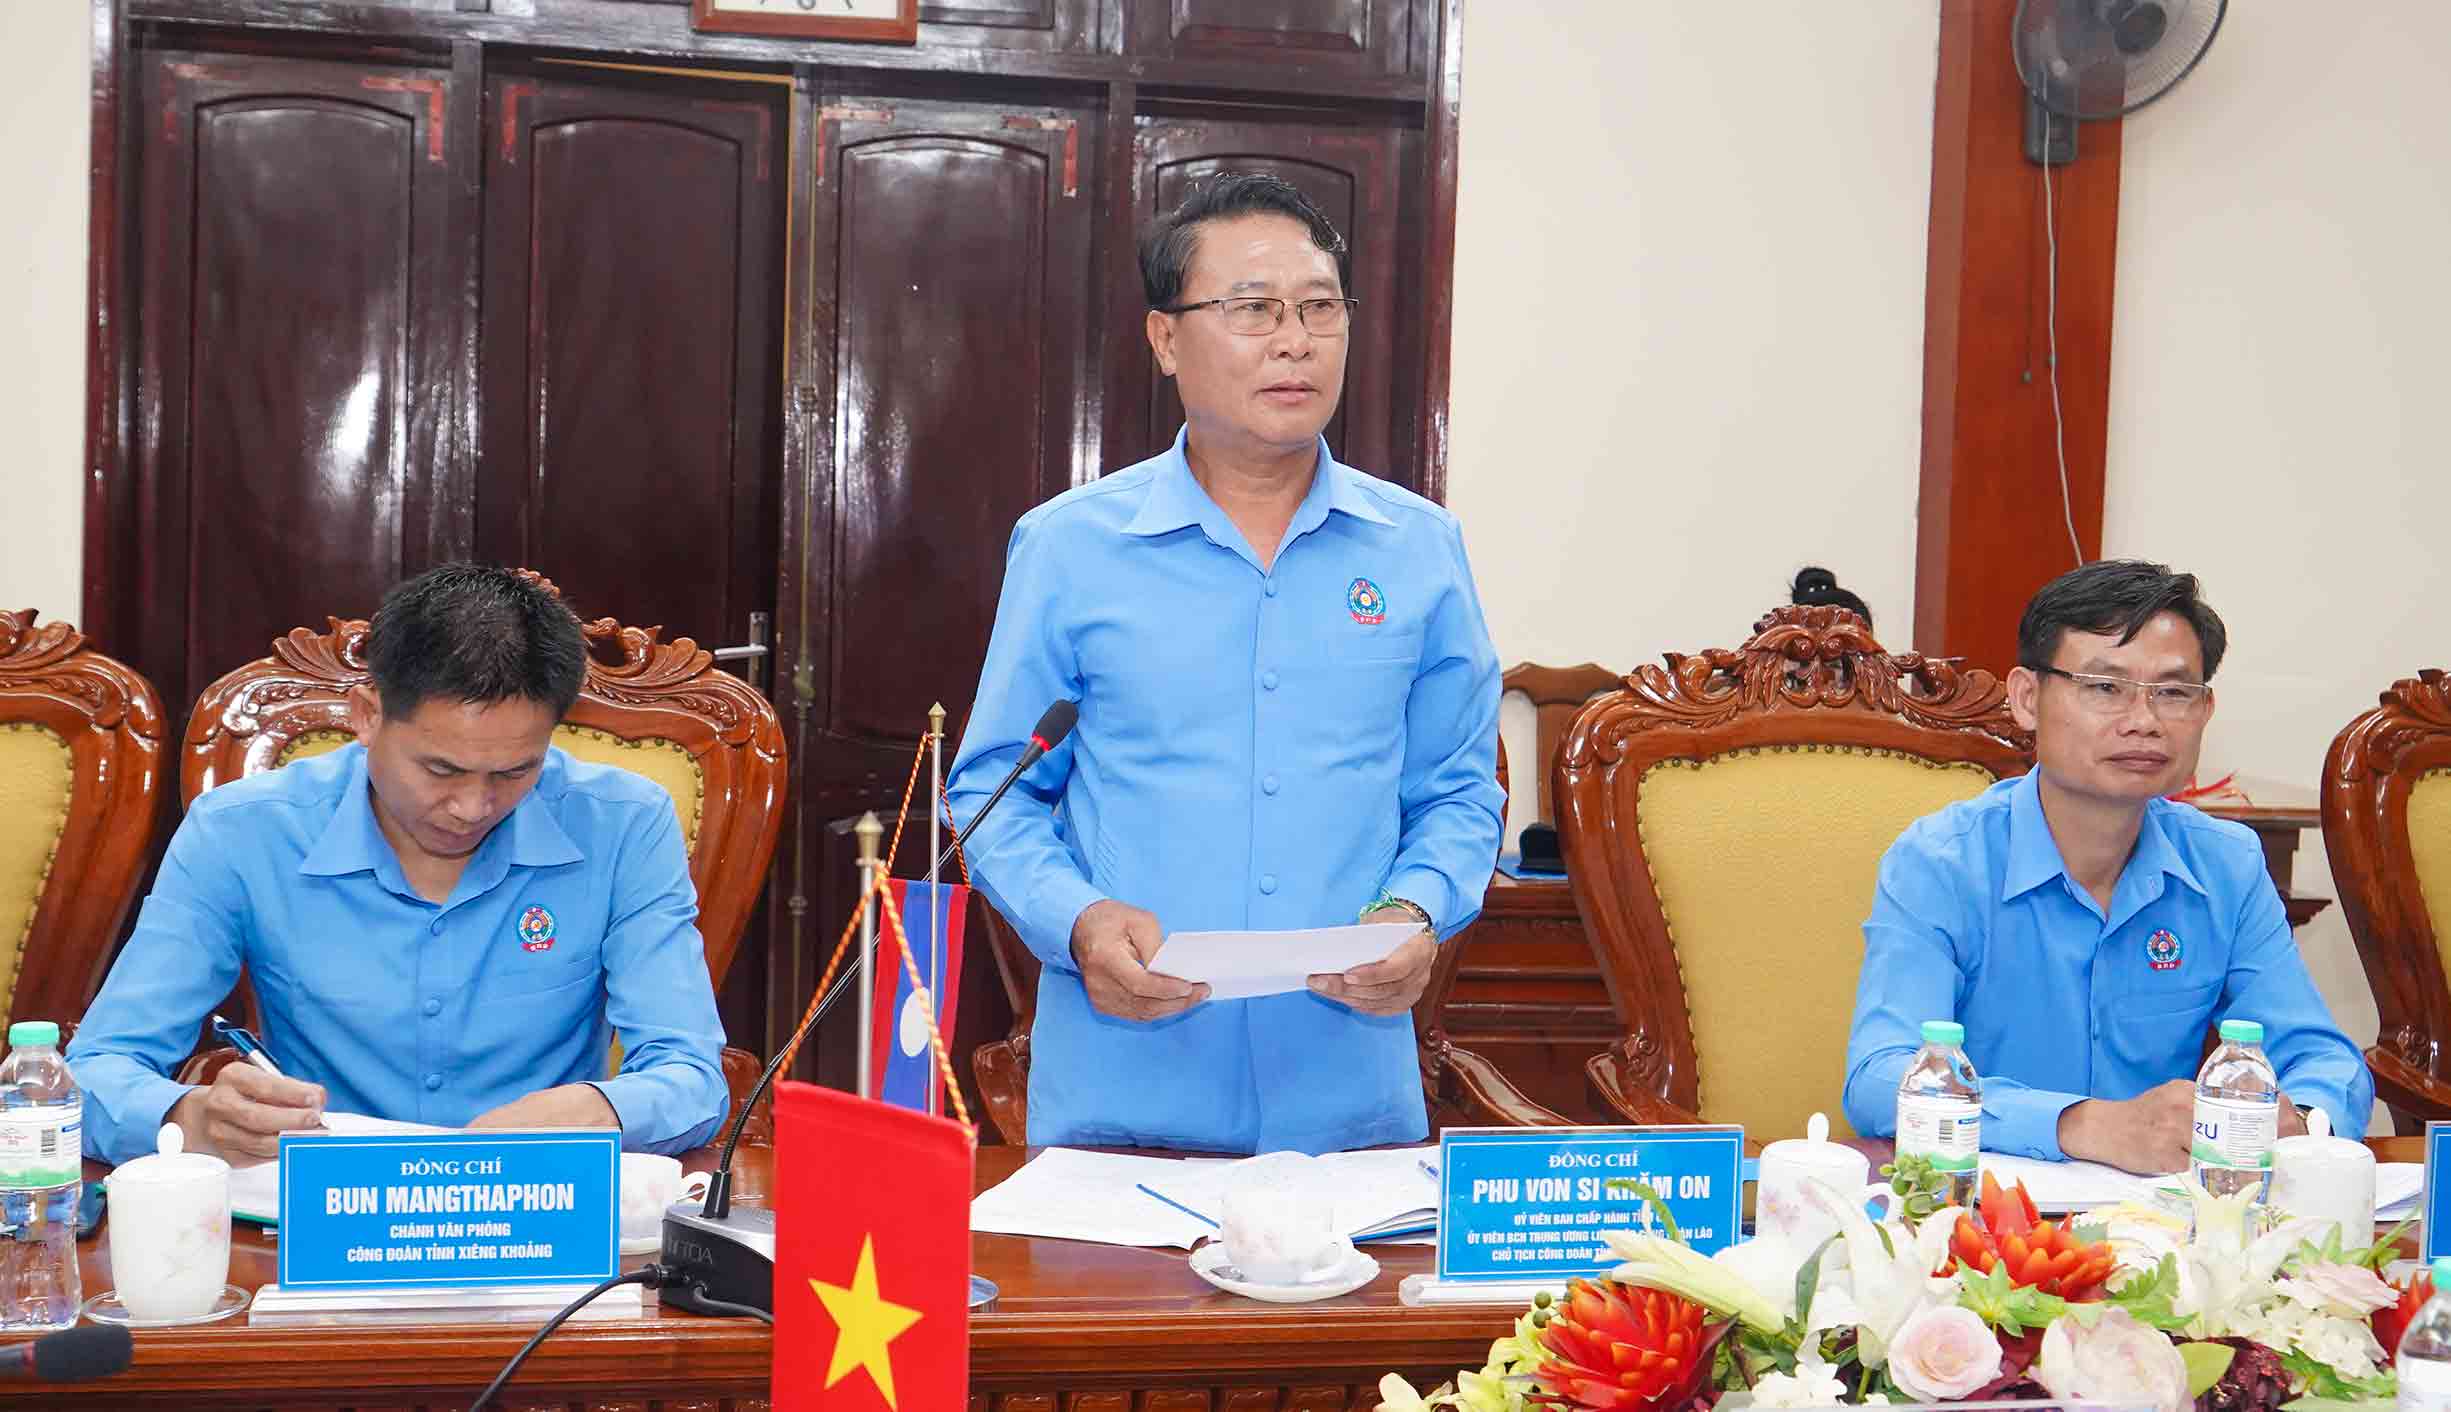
[1842,560,2371,1171]
[946,171,1502,1153]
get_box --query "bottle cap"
[2435,1256,2451,1288]
[2217,1019,2265,1045]
[1920,1020,1965,1046]
[5,1020,58,1048]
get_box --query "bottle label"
[1896,1093,1981,1172]
[2399,1353,2451,1412]
[2191,1095,2277,1170]
[0,1107,81,1188]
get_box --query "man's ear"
[2006,666,2041,734]
[347,684,383,746]
[1146,308,1177,378]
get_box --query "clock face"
[692,0,918,42]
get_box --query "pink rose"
[1886,1305,2002,1402]
[2278,1262,2400,1316]
[2037,1308,2191,1412]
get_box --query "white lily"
[1803,1178,1962,1369]
[2168,1175,2331,1337]
[1607,1229,1787,1331]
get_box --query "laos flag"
[867,879,968,1114]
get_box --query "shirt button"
[423,1073,444,1092]
[1261,670,1279,691]
[1261,774,1280,795]
[423,998,442,1018]
[1259,874,1278,895]
[1263,580,1278,598]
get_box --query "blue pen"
[1418,1158,1439,1182]
[210,1013,285,1078]
[1134,1182,1220,1230]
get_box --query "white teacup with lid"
[2270,1108,2375,1248]
[1217,1151,1350,1285]
[1755,1112,1896,1251]
[104,1123,233,1322]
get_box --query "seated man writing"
[1842,559,2371,1172]
[67,565,729,1163]
[947,172,1505,1154]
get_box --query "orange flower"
[1946,1171,2117,1301]
[2377,1269,2436,1364]
[1530,1279,1723,1409]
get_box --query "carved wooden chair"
[1496,661,1624,830]
[2321,669,2451,1131]
[176,581,788,1140]
[1555,606,2032,1143]
[0,611,166,1035]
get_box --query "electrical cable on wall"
[2042,157,2084,569]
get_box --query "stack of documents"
[1977,1152,2424,1219]
[1146,922,1414,1001]
[971,1146,1439,1249]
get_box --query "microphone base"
[659,1202,775,1316]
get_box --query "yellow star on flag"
[806,1232,924,1407]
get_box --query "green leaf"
[1605,1178,1682,1242]
[2178,1341,2235,1399]
[1793,1232,1843,1332]
[2278,1347,2397,1405]
[2352,1215,2419,1273]
[2104,1252,2192,1333]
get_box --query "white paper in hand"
[1148,922,1414,1002]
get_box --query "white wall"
[2107,5,2451,1119]
[0,3,89,620]
[1446,1,1940,844]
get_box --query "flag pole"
[927,701,947,1118]
[854,810,883,1102]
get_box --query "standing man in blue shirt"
[68,565,729,1163]
[1843,561,2371,1170]
[947,172,1505,1154]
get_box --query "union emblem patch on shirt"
[2146,928,2181,971]
[518,905,557,954]
[1347,576,1387,625]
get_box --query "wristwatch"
[1360,890,1433,932]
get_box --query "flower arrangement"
[1377,1160,2420,1412]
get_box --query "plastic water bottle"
[2397,1257,2451,1412]
[2192,1018,2279,1201]
[0,1021,84,1329]
[1895,1019,1982,1207]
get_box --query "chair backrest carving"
[182,585,786,984]
[2322,669,2451,1083]
[1555,605,2032,1140]
[0,611,167,1031]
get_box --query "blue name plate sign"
[276,1130,621,1291]
[1435,1125,1745,1283]
[2424,1122,2451,1262]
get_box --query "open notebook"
[1978,1151,2425,1219]
[971,1146,1440,1249]
[221,1113,459,1224]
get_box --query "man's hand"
[2057,1078,2196,1174]
[469,1083,620,1131]
[1071,899,1207,1021]
[1307,919,1436,1016]
[170,1063,326,1160]
[2278,1091,2309,1139]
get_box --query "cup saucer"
[1188,1241,1378,1303]
[82,1283,251,1327]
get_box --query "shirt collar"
[1121,426,1394,541]
[2000,767,2208,902]
[298,744,586,884]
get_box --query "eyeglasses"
[1158,296,1359,336]
[2038,667,2213,720]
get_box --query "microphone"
[660,699,1078,1317]
[1,1324,134,1383]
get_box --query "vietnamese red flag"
[772,1080,971,1409]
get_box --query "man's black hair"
[1139,171,1351,310]
[364,564,587,719]
[2016,559,2229,680]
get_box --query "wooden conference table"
[21,1143,1499,1410]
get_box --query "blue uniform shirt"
[1842,768,2372,1156]
[67,743,730,1163]
[947,429,1505,1155]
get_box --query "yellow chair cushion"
[2411,769,2451,992]
[1637,746,2002,1142]
[276,726,701,850]
[0,723,75,1032]
[551,726,701,850]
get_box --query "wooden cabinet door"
[477,70,786,665]
[125,51,459,717]
[769,95,1096,1070]
[1125,0,1418,77]
[917,0,1104,54]
[1120,119,1406,484]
